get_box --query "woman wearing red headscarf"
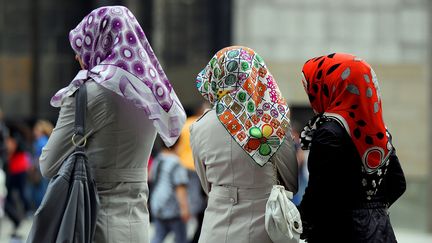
[299,53,406,242]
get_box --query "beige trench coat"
[190,110,298,243]
[40,80,156,243]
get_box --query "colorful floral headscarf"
[301,53,394,200]
[51,6,186,146]
[196,46,291,166]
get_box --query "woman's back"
[191,110,297,243]
[40,81,157,243]
[41,81,156,174]
[85,81,156,170]
[191,109,275,189]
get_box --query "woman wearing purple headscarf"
[39,6,186,243]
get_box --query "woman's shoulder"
[196,109,214,122]
[84,80,121,114]
[61,80,111,108]
[189,109,231,148]
[313,120,348,146]
[190,109,215,132]
[317,119,346,135]
[85,80,112,101]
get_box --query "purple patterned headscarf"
[51,6,186,146]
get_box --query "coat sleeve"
[39,82,108,178]
[385,150,406,207]
[39,96,76,178]
[271,135,298,193]
[190,123,210,195]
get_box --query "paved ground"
[0,217,431,243]
[0,217,197,243]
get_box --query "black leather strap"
[74,84,87,149]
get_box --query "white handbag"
[265,162,302,243]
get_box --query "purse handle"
[72,84,87,150]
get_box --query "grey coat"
[40,80,156,243]
[190,110,298,243]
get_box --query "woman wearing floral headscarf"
[299,53,406,242]
[39,6,186,243]
[190,46,298,243]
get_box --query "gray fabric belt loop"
[210,185,271,205]
[92,168,147,182]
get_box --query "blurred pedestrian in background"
[299,53,406,242]
[0,109,8,231]
[291,124,309,206]
[176,103,209,243]
[5,128,31,239]
[0,108,7,168]
[191,46,298,243]
[150,141,190,243]
[28,120,53,208]
[38,6,186,243]
[32,120,53,161]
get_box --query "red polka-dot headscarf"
[301,53,393,174]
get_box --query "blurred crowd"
[0,107,52,239]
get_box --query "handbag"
[265,161,302,243]
[27,84,99,243]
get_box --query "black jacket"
[299,120,406,243]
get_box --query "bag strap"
[73,84,87,150]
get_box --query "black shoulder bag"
[27,84,100,243]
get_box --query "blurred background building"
[0,0,430,240]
